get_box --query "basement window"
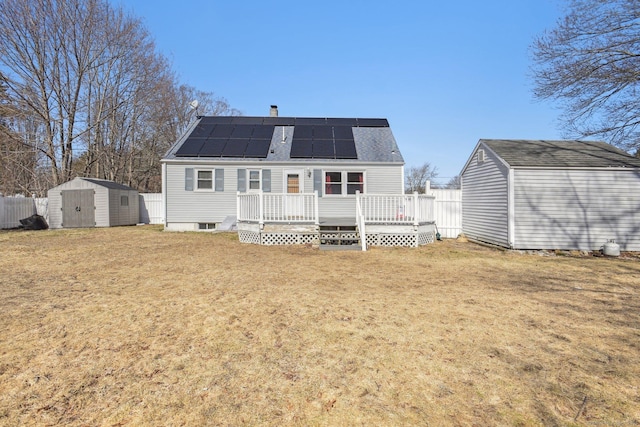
[198,223,216,230]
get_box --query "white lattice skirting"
[238,223,435,247]
[261,233,318,245]
[365,231,434,247]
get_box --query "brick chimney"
[270,105,278,117]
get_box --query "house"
[461,139,640,251]
[161,107,436,249]
[48,177,139,228]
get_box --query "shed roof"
[79,177,137,191]
[163,116,404,163]
[482,139,640,168]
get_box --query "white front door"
[284,169,304,218]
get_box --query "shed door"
[61,189,95,228]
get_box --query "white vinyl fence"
[1,194,163,229]
[430,189,462,238]
[0,196,37,229]
[139,193,164,224]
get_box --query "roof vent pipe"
[270,105,278,117]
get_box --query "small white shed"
[461,139,640,251]
[47,177,139,229]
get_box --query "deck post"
[259,191,264,229]
[313,190,319,225]
[236,191,240,222]
[413,192,419,247]
[413,192,419,227]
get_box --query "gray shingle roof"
[482,139,640,168]
[80,178,136,191]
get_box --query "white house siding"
[461,147,510,247]
[164,162,404,229]
[164,163,239,229]
[513,169,640,251]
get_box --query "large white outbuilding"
[461,139,640,251]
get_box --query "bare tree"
[405,163,438,193]
[444,175,461,190]
[532,0,640,152]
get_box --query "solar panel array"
[175,122,274,158]
[289,126,358,159]
[174,116,389,159]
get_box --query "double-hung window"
[324,171,364,196]
[248,169,261,191]
[347,172,364,194]
[196,170,213,190]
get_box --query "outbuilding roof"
[163,116,404,163]
[78,177,137,191]
[482,139,640,168]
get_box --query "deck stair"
[318,219,362,251]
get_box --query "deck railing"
[356,192,435,225]
[237,191,319,225]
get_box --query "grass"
[0,225,639,426]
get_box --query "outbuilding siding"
[47,178,139,228]
[513,169,640,250]
[461,139,640,251]
[461,146,510,247]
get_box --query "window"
[120,195,129,206]
[196,170,213,190]
[347,172,364,194]
[477,149,485,164]
[249,169,261,190]
[325,171,364,196]
[325,172,342,195]
[198,223,216,230]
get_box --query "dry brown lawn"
[0,226,639,426]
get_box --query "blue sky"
[117,0,564,185]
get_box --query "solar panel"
[198,116,227,125]
[189,124,215,138]
[293,125,313,139]
[175,138,205,156]
[222,139,248,157]
[357,118,389,127]
[211,124,234,137]
[290,139,313,158]
[295,118,326,126]
[312,139,335,158]
[231,125,254,138]
[313,126,333,139]
[251,125,275,139]
[230,116,263,125]
[244,139,271,158]
[333,126,354,140]
[198,138,227,156]
[263,117,295,126]
[326,118,358,127]
[335,140,358,159]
